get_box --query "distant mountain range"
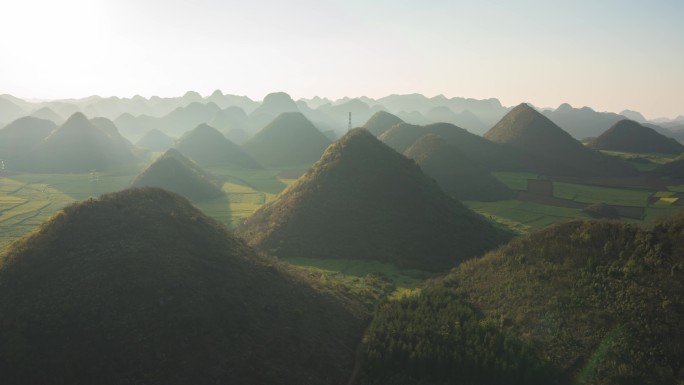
[3,92,679,145]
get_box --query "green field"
[465,199,591,234]
[667,184,684,193]
[483,172,680,234]
[645,206,684,221]
[2,162,684,270]
[491,171,542,191]
[0,164,297,252]
[553,182,653,206]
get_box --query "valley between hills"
[1,91,683,384]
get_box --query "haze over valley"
[1,1,683,384]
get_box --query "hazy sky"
[1,0,682,118]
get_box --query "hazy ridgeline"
[1,91,684,384]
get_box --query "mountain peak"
[262,91,295,105]
[363,111,404,136]
[0,187,365,384]
[557,103,573,111]
[250,92,300,118]
[242,112,330,167]
[63,111,90,125]
[177,124,261,168]
[237,127,509,271]
[131,149,223,201]
[485,104,636,176]
[588,119,684,154]
[182,90,202,100]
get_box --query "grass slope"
[237,128,510,272]
[0,188,366,385]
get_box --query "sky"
[0,0,682,119]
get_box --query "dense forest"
[355,216,684,385]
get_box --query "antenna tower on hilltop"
[348,112,352,131]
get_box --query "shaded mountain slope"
[176,123,262,169]
[651,154,684,181]
[161,102,221,136]
[0,117,56,168]
[380,122,522,171]
[484,104,635,176]
[250,92,300,118]
[363,110,404,136]
[90,117,135,149]
[357,217,684,385]
[444,218,684,384]
[242,112,332,167]
[210,106,249,141]
[588,119,684,154]
[131,149,223,201]
[0,188,366,385]
[237,128,509,272]
[135,129,175,151]
[404,134,512,201]
[30,107,64,124]
[31,113,136,173]
[542,103,627,140]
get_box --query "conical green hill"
[404,134,512,201]
[0,116,56,169]
[176,123,262,168]
[379,122,522,171]
[90,117,135,149]
[135,129,175,151]
[362,110,404,136]
[242,112,332,167]
[484,103,635,176]
[0,188,365,385]
[30,107,64,124]
[31,112,136,173]
[131,149,223,201]
[249,92,300,118]
[485,103,588,148]
[588,119,684,154]
[237,128,510,272]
